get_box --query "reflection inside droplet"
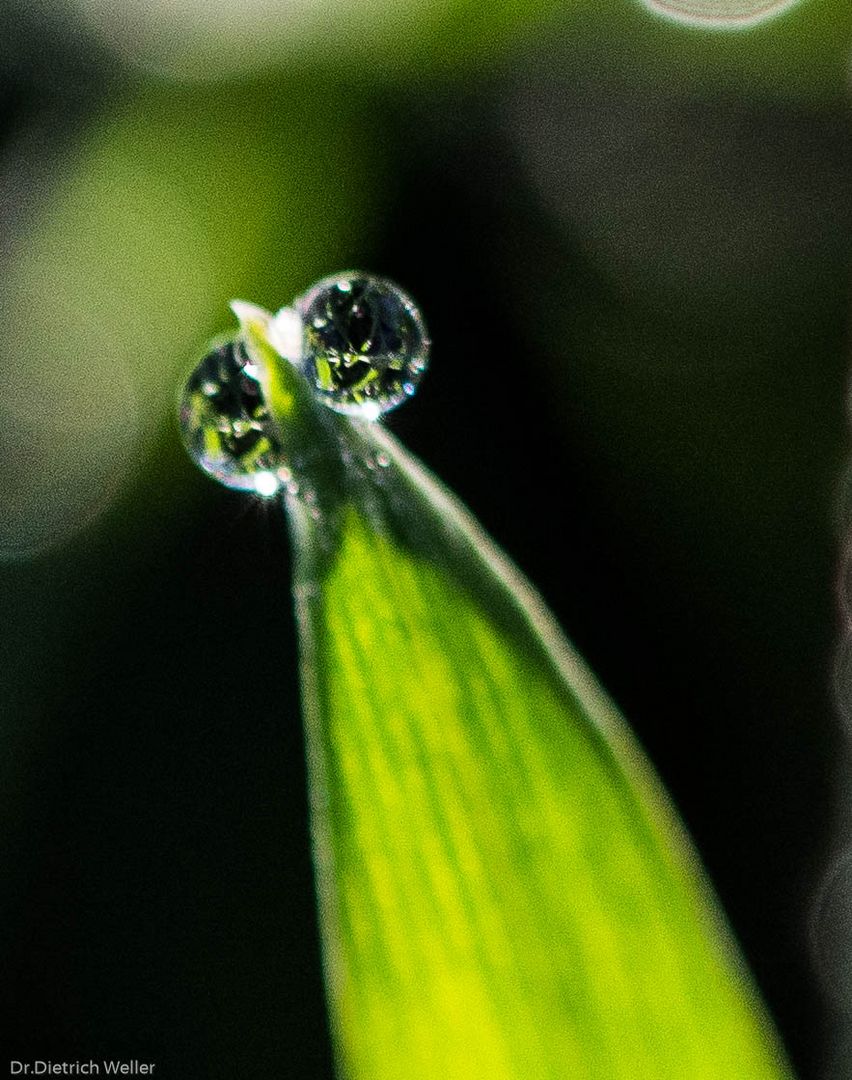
[178,335,287,493]
[640,0,802,26]
[297,272,429,419]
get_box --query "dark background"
[1,1,851,1076]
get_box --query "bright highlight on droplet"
[268,306,305,364]
[254,471,280,497]
[640,0,802,27]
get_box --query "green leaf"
[241,310,793,1079]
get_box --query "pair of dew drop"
[178,273,429,497]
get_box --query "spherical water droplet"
[297,272,429,419]
[178,336,284,496]
[640,0,802,27]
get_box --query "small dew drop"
[376,453,390,469]
[178,336,288,494]
[297,272,430,420]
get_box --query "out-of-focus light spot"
[0,344,139,560]
[66,0,401,80]
[0,126,145,560]
[0,106,228,559]
[834,636,852,730]
[639,0,802,28]
[812,848,852,1011]
[508,82,851,331]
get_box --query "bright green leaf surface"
[244,313,793,1079]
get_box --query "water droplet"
[297,272,429,419]
[640,0,801,27]
[178,336,284,496]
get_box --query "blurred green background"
[1,0,851,1076]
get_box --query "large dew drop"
[297,272,429,420]
[640,0,802,26]
[178,336,285,497]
